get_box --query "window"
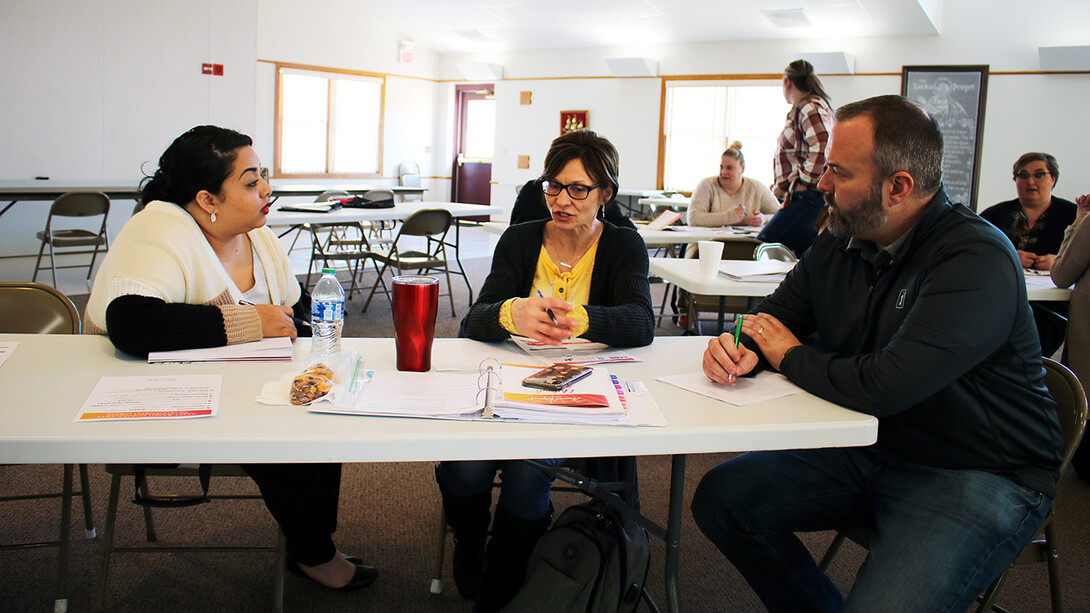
[662,81,790,192]
[275,65,384,178]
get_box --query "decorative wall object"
[561,111,588,135]
[902,65,989,210]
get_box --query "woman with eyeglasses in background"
[981,152,1078,358]
[436,129,654,612]
[980,152,1076,271]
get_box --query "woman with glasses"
[437,129,654,612]
[981,152,1078,357]
[980,152,1076,271]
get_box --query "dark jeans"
[691,448,1050,612]
[436,459,563,520]
[758,189,824,255]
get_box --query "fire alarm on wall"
[201,63,212,74]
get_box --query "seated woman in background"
[688,140,780,229]
[1049,192,1090,480]
[85,125,377,592]
[980,152,1076,271]
[438,129,654,612]
[981,152,1076,356]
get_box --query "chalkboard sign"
[901,65,989,211]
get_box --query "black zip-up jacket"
[752,187,1063,497]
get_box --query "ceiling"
[351,0,942,54]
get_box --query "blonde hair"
[721,140,744,165]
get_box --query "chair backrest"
[398,161,420,178]
[1041,357,1089,476]
[754,242,799,262]
[0,282,81,334]
[315,190,350,202]
[397,209,454,239]
[720,237,763,261]
[362,189,395,202]
[50,191,110,218]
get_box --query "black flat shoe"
[286,556,378,591]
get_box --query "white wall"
[1,0,258,256]
[441,0,1090,212]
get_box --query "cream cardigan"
[84,201,300,343]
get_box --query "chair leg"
[430,503,448,595]
[975,568,1012,612]
[441,266,457,317]
[817,532,847,572]
[273,529,286,613]
[95,473,124,611]
[78,464,96,538]
[33,236,48,283]
[362,261,392,313]
[1044,522,1063,613]
[54,465,74,613]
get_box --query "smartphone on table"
[521,364,593,391]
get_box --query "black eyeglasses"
[541,180,600,200]
[1014,171,1051,182]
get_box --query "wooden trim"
[258,58,439,82]
[326,79,336,173]
[272,61,385,180]
[656,80,668,190]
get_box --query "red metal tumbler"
[392,275,440,371]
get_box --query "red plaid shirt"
[773,95,834,201]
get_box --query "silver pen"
[536,289,559,326]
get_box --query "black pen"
[536,289,559,326]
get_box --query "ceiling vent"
[453,28,494,43]
[761,8,814,28]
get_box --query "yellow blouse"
[499,237,601,337]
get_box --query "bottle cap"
[322,268,336,274]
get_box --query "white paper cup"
[698,240,724,278]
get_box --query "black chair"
[817,357,1088,612]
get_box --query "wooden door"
[452,85,494,220]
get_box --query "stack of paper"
[510,336,640,366]
[148,338,294,363]
[646,209,684,230]
[718,260,795,282]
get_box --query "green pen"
[729,315,743,383]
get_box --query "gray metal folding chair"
[817,357,1087,613]
[361,208,462,316]
[32,191,111,288]
[0,282,95,613]
[399,161,423,202]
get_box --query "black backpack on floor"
[502,499,650,613]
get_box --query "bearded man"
[690,95,1062,613]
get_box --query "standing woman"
[85,125,377,591]
[1049,192,1090,480]
[439,129,654,612]
[757,59,834,254]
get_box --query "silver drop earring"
[210,212,217,223]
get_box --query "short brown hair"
[542,129,619,201]
[835,95,944,195]
[1013,152,1059,183]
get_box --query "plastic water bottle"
[311,268,345,360]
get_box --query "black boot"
[472,504,552,613]
[440,487,492,600]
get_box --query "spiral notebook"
[307,361,666,426]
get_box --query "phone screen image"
[521,364,593,391]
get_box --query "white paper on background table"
[76,374,221,421]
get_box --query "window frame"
[273,61,386,179]
[656,74,785,191]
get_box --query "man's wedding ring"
[757,327,765,335]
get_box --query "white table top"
[638,196,692,209]
[481,222,760,247]
[0,335,877,465]
[651,257,1073,302]
[265,201,502,227]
